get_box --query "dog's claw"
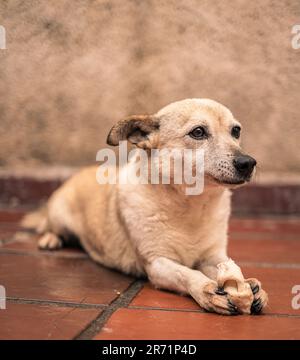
[251,298,262,314]
[227,300,239,315]
[251,284,260,295]
[253,298,261,306]
[215,287,227,296]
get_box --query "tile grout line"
[0,248,89,259]
[7,297,300,318]
[2,247,300,269]
[239,261,300,269]
[128,305,205,314]
[7,297,108,309]
[127,305,300,318]
[75,280,145,340]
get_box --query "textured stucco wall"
[0,0,299,174]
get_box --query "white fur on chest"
[118,164,231,268]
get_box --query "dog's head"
[107,98,256,187]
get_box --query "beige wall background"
[0,0,299,175]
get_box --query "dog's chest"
[167,216,224,267]
[120,185,230,268]
[160,196,230,267]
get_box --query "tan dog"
[25,99,268,315]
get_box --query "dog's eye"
[189,126,206,140]
[231,126,241,139]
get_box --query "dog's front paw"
[246,278,268,314]
[217,259,254,314]
[194,282,240,316]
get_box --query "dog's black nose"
[233,155,257,178]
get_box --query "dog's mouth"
[217,178,246,185]
[207,174,248,186]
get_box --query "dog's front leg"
[198,253,229,281]
[145,257,240,315]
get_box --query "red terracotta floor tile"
[229,239,300,264]
[131,283,200,311]
[229,218,300,234]
[229,232,299,242]
[130,267,300,315]
[0,302,101,339]
[0,234,88,258]
[0,208,28,223]
[0,253,133,305]
[0,228,21,244]
[95,308,300,340]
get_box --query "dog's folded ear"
[107,115,160,148]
